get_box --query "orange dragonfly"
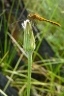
[28,13,60,27]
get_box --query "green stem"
[3,54,23,92]
[27,52,32,96]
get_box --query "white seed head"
[22,19,30,29]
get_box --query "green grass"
[0,0,64,96]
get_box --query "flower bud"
[22,19,35,54]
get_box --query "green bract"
[22,19,35,55]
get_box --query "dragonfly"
[28,13,61,27]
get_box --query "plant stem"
[3,54,23,92]
[27,52,32,96]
